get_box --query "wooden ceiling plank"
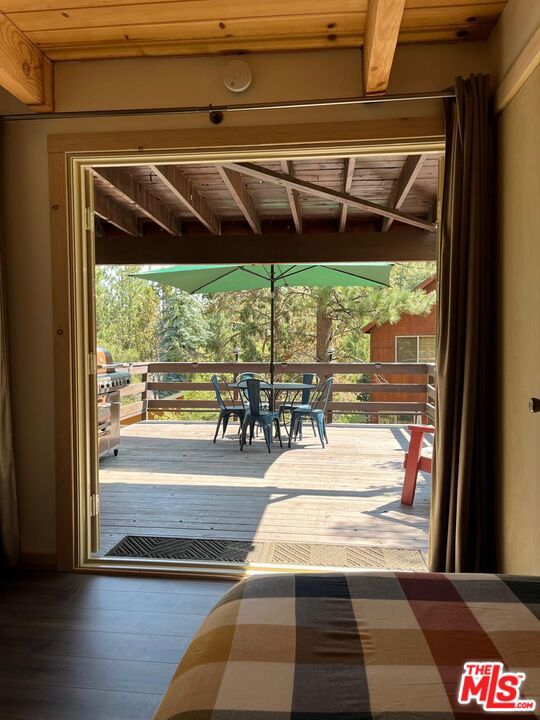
[217,166,261,235]
[338,157,356,232]
[280,160,302,234]
[150,164,220,235]
[381,154,427,231]
[363,0,406,95]
[93,167,180,235]
[0,12,53,111]
[224,162,435,232]
[94,189,140,236]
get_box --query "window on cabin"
[396,335,436,363]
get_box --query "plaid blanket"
[154,573,540,719]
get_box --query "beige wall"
[1,42,490,558]
[495,44,540,572]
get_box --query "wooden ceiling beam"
[217,166,261,234]
[150,164,220,235]
[363,0,406,96]
[280,160,302,234]
[382,154,427,232]
[93,167,180,235]
[96,228,437,265]
[0,12,53,111]
[224,161,435,232]
[338,157,356,233]
[94,189,140,236]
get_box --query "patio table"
[230,381,315,411]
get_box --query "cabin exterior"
[363,277,436,420]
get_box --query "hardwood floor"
[0,570,234,720]
[98,421,431,556]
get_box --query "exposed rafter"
[150,164,220,235]
[217,166,261,234]
[382,154,427,232]
[224,162,435,232]
[363,0,406,96]
[94,189,140,236]
[338,157,356,232]
[280,160,302,234]
[93,167,180,235]
[0,12,53,111]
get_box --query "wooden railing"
[120,361,436,425]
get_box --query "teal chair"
[278,372,319,436]
[211,375,245,442]
[239,379,283,453]
[288,377,333,449]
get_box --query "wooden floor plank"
[0,571,233,720]
[98,422,431,556]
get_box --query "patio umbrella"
[131,262,392,379]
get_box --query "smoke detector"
[223,60,252,93]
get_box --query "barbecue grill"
[97,346,131,458]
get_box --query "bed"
[154,572,540,719]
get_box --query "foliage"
[95,261,437,365]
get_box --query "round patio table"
[230,381,315,410]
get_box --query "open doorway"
[87,151,440,574]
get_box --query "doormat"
[106,536,427,571]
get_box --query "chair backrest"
[211,374,235,410]
[300,372,319,404]
[311,377,333,412]
[238,378,271,417]
[236,372,255,382]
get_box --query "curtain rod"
[2,89,455,122]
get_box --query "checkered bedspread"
[154,573,540,719]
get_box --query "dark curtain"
[429,75,496,573]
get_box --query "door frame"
[48,116,445,574]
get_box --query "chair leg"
[263,424,272,453]
[311,419,317,437]
[316,415,325,448]
[274,418,283,448]
[222,414,230,437]
[288,416,297,447]
[323,420,328,444]
[249,422,255,445]
[213,413,223,443]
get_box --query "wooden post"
[140,372,149,421]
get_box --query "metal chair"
[278,372,319,436]
[239,378,283,453]
[288,377,333,449]
[210,375,245,442]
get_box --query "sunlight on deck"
[98,421,431,557]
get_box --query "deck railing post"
[141,372,149,421]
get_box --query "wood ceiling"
[93,152,441,260]
[1,0,506,61]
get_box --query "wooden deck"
[98,421,431,559]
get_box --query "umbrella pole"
[270,265,275,385]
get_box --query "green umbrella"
[131,262,392,379]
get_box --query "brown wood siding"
[368,306,435,405]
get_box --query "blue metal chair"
[278,373,319,436]
[239,379,283,453]
[211,375,245,442]
[288,377,333,449]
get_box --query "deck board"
[98,421,431,557]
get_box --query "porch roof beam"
[217,166,261,234]
[94,189,140,236]
[339,157,356,232]
[224,161,436,231]
[93,167,180,235]
[280,160,302,234]
[150,164,220,235]
[363,0,406,96]
[382,154,427,231]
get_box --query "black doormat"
[106,535,427,571]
